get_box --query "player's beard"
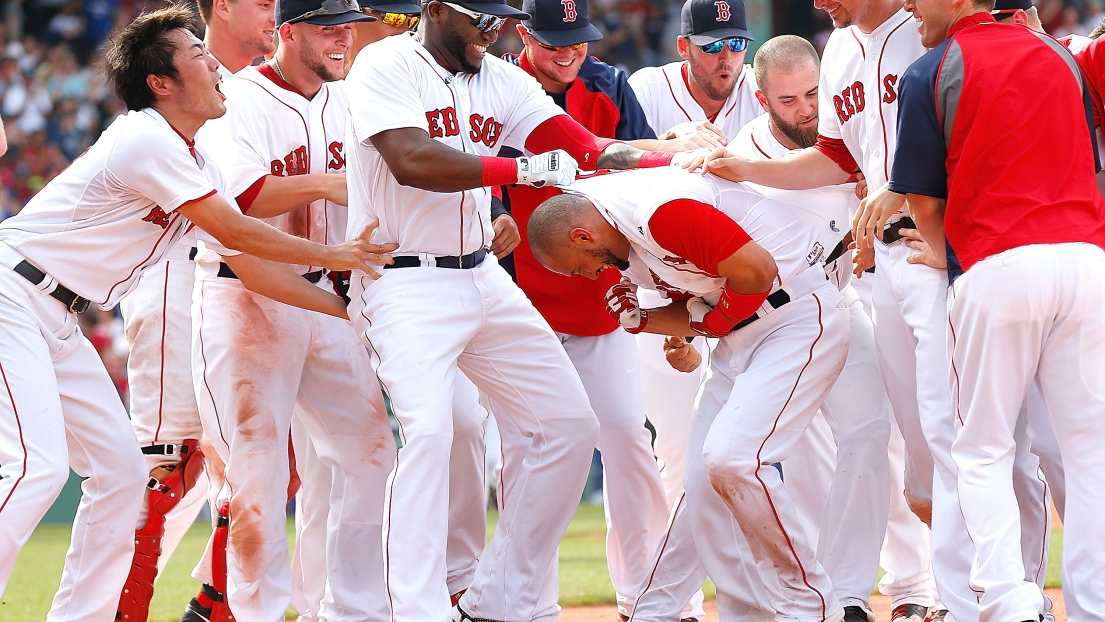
[442,22,483,74]
[769,109,818,149]
[300,41,344,82]
[687,57,735,102]
[588,247,630,272]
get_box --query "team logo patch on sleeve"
[142,206,172,229]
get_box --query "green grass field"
[0,504,1061,621]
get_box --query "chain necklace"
[271,56,287,81]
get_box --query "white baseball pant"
[119,244,210,575]
[701,279,849,622]
[348,256,599,622]
[872,240,1051,622]
[0,263,147,622]
[948,243,1105,622]
[192,274,395,622]
[495,328,669,619]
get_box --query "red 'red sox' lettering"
[469,114,504,148]
[426,107,460,138]
[833,81,866,124]
[561,0,577,21]
[142,206,172,229]
[271,145,308,176]
[882,74,898,104]
[328,141,344,170]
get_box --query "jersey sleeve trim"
[814,135,860,174]
[177,188,219,210]
[235,175,267,214]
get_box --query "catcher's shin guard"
[209,500,235,621]
[115,440,205,621]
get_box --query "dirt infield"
[559,590,1068,622]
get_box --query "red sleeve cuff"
[647,199,751,275]
[524,115,618,171]
[235,175,267,214]
[814,135,860,175]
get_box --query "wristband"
[715,283,771,326]
[481,156,519,186]
[638,151,675,168]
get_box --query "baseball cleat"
[844,605,875,622]
[892,604,930,622]
[923,609,948,622]
[180,597,212,622]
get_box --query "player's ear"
[568,227,596,247]
[676,36,690,61]
[516,23,528,40]
[426,1,448,24]
[754,90,768,112]
[146,73,174,99]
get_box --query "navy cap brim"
[449,1,529,18]
[526,22,603,46]
[299,10,377,24]
[362,1,422,12]
[687,27,753,45]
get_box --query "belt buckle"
[68,296,90,314]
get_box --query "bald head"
[753,35,820,92]
[528,193,631,279]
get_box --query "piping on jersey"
[877,13,914,184]
[241,74,323,272]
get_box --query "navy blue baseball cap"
[362,0,422,13]
[680,0,753,46]
[992,0,1032,13]
[522,0,603,46]
[278,0,376,25]
[427,0,530,18]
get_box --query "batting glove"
[516,149,578,188]
[687,296,732,338]
[605,278,648,334]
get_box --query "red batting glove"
[605,278,648,334]
[687,284,771,338]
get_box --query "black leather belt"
[188,247,199,261]
[142,444,184,456]
[13,260,91,314]
[216,263,324,283]
[385,248,488,270]
[881,217,916,246]
[732,289,792,331]
[824,239,847,265]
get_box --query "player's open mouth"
[471,43,487,56]
[214,80,225,101]
[327,52,345,62]
[554,60,574,67]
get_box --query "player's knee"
[701,438,758,490]
[23,452,71,503]
[98,446,150,505]
[837,415,891,448]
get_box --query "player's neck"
[685,69,725,120]
[152,102,204,143]
[205,30,256,75]
[272,51,324,99]
[857,0,905,33]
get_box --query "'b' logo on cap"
[562,0,577,21]
[714,0,730,20]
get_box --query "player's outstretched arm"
[684,145,852,190]
[223,253,349,319]
[178,194,397,275]
[244,173,349,218]
[905,193,947,267]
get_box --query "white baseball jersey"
[195,65,348,273]
[563,167,838,301]
[817,9,926,193]
[732,115,856,235]
[628,61,762,139]
[0,109,216,307]
[345,32,564,257]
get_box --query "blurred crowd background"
[1,0,1101,416]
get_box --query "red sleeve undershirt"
[647,199,751,276]
[813,135,860,175]
[524,115,619,171]
[235,175,267,214]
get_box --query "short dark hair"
[105,5,199,111]
[197,0,214,23]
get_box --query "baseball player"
[114,1,286,618]
[628,0,761,143]
[0,7,387,621]
[342,0,689,618]
[492,0,695,617]
[528,165,849,622]
[686,0,1054,619]
[889,3,1105,621]
[185,3,407,621]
